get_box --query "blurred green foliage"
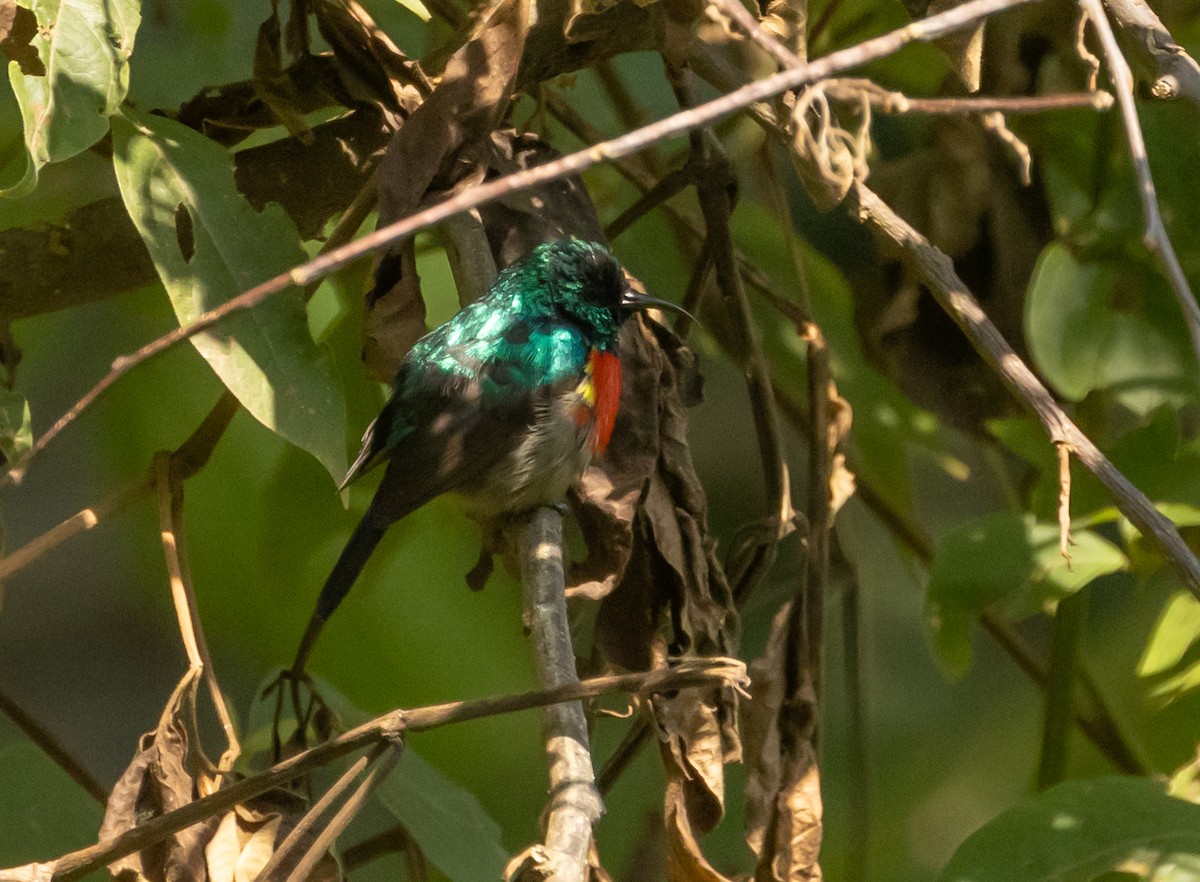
[3,0,1200,880]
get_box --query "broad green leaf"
[111,110,347,484]
[0,740,104,862]
[1026,244,1198,415]
[1138,591,1200,707]
[314,680,510,882]
[0,389,32,466]
[939,777,1200,882]
[926,513,1126,675]
[3,0,140,196]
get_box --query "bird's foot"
[261,667,331,758]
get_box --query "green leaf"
[939,777,1200,882]
[0,740,105,863]
[926,513,1126,675]
[3,0,140,196]
[314,681,510,882]
[1138,591,1200,707]
[1026,244,1198,415]
[110,110,347,484]
[0,390,32,467]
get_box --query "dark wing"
[346,312,589,526]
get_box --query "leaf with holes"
[3,0,140,196]
[110,109,347,484]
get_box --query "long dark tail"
[291,514,388,676]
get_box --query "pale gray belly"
[462,393,593,517]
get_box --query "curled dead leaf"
[743,603,823,882]
[664,779,736,882]
[99,670,217,882]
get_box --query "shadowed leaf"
[3,0,140,196]
[111,109,348,486]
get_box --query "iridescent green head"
[525,239,686,348]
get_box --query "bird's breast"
[459,348,621,518]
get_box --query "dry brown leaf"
[99,670,217,882]
[928,0,985,92]
[365,0,530,378]
[760,0,807,61]
[743,603,823,882]
[664,780,736,882]
[253,3,317,140]
[481,131,607,269]
[653,690,726,835]
[314,0,426,113]
[824,382,855,518]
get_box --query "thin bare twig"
[6,0,1043,486]
[0,688,107,804]
[518,506,602,882]
[28,662,743,882]
[257,749,382,882]
[283,742,404,882]
[0,392,239,582]
[1081,0,1200,365]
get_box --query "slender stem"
[257,748,381,882]
[518,507,602,882]
[1081,0,1200,365]
[283,743,404,882]
[1036,591,1087,789]
[0,688,107,804]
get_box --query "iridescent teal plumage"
[292,239,668,674]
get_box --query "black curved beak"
[621,288,695,322]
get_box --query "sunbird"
[291,238,684,673]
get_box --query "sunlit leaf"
[3,0,140,196]
[925,512,1126,675]
[1026,244,1198,415]
[1138,591,1200,707]
[939,777,1200,882]
[391,0,431,22]
[111,109,347,485]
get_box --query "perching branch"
[11,661,744,882]
[515,506,603,882]
[5,0,1043,487]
